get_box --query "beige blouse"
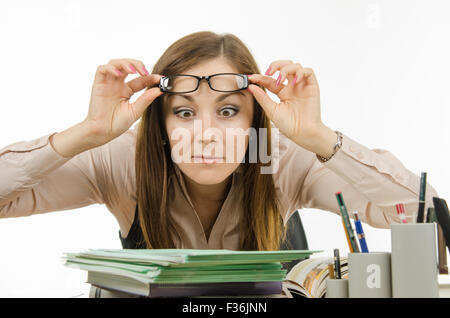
[0,124,438,249]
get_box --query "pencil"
[416,172,427,223]
[342,218,354,253]
[328,264,335,279]
[335,192,360,253]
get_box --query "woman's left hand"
[247,60,335,156]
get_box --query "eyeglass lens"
[163,74,245,93]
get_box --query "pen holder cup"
[348,252,392,298]
[390,223,439,298]
[325,278,348,298]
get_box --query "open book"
[282,256,348,298]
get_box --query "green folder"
[63,248,321,284]
[64,248,320,267]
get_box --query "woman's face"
[163,58,254,185]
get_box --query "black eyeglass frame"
[158,73,250,94]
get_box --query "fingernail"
[265,67,271,75]
[247,74,252,78]
[293,75,297,85]
[129,64,137,73]
[116,69,123,76]
[142,66,149,75]
[276,74,281,86]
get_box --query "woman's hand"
[85,58,164,145]
[248,60,337,157]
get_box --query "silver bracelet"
[317,131,343,163]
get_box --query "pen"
[396,203,408,224]
[335,192,360,253]
[416,172,427,223]
[353,211,369,253]
[334,249,341,279]
[426,207,436,223]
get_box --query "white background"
[0,0,449,297]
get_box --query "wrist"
[308,125,339,159]
[51,121,100,158]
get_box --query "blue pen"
[352,211,369,253]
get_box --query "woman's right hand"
[84,58,164,145]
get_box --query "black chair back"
[280,211,309,273]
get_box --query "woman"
[0,31,438,251]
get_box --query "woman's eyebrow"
[168,91,246,103]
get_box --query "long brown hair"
[135,31,286,250]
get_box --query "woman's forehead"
[182,58,239,75]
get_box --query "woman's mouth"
[192,156,224,164]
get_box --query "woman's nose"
[193,113,221,144]
[200,111,213,131]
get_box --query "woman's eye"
[173,106,239,119]
[174,109,194,118]
[219,106,239,117]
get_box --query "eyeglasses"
[158,73,249,93]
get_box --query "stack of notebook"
[63,248,319,297]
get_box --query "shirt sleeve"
[0,132,106,218]
[275,132,439,228]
